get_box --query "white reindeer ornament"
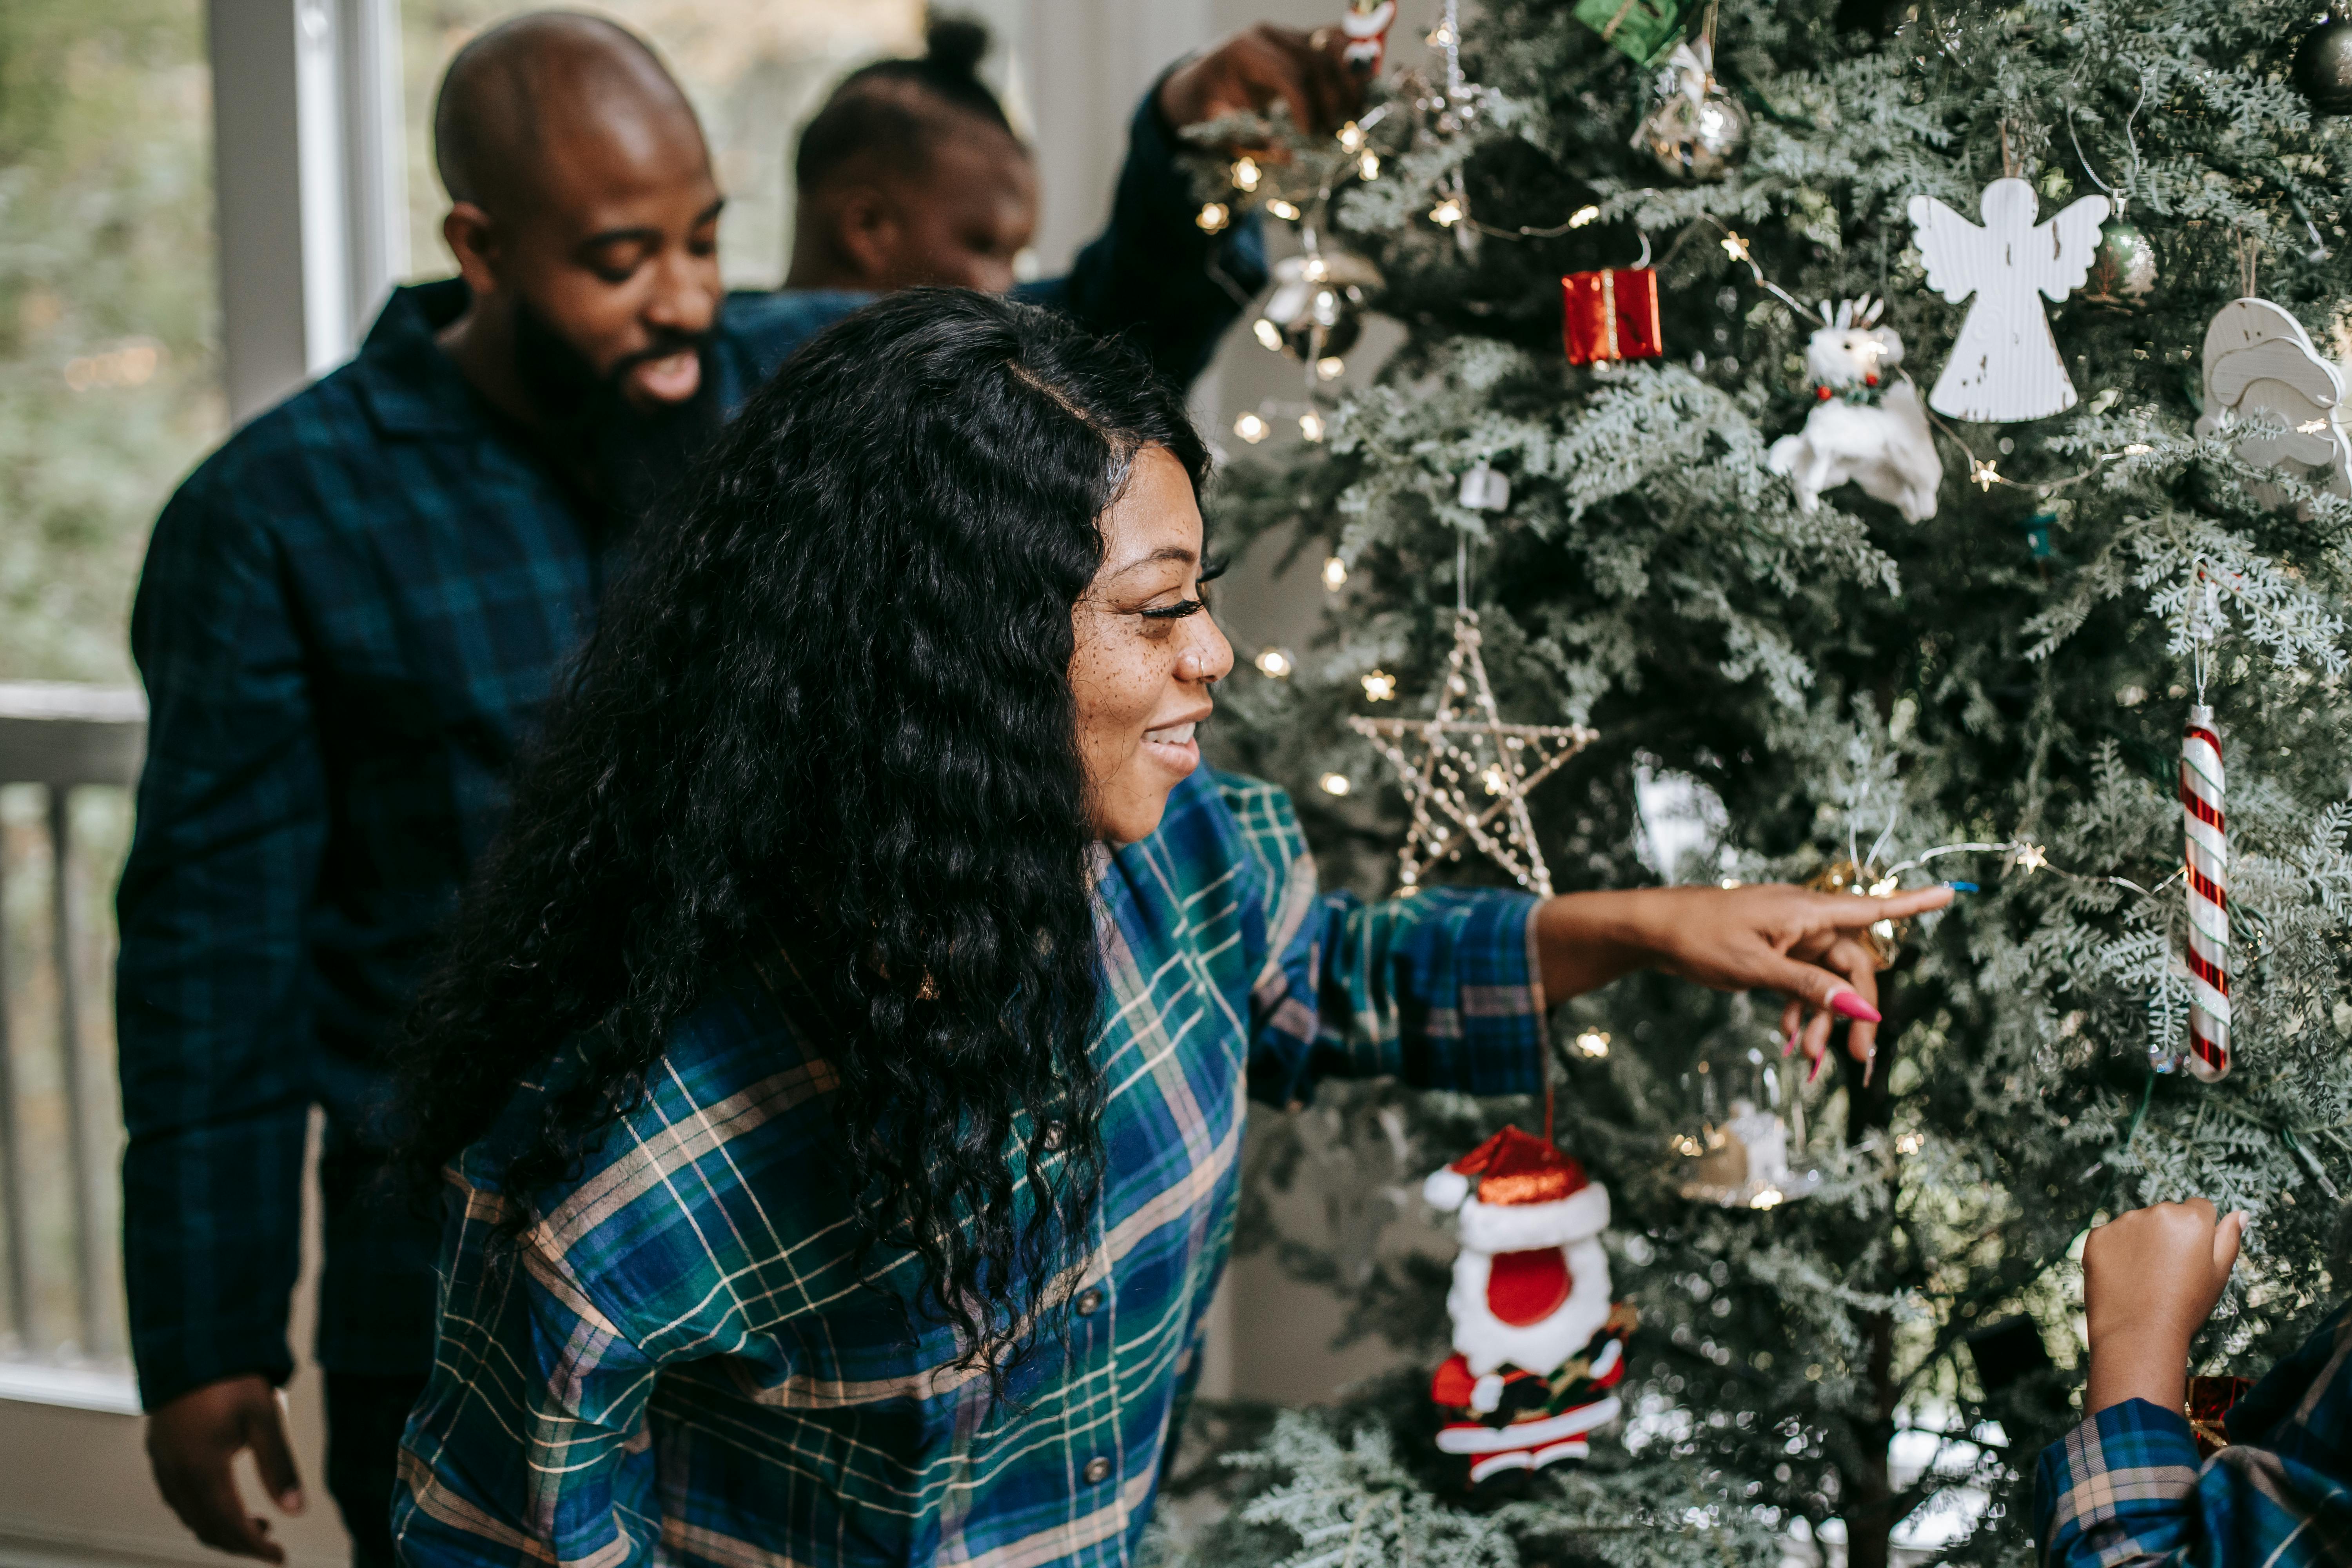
[1767,299,1943,522]
[1908,177,2109,422]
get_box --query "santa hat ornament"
[1422,1125,1634,1486]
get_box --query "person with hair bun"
[388,289,1946,1568]
[773,15,1365,387]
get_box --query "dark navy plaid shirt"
[115,88,1263,1411]
[2034,1303,2352,1564]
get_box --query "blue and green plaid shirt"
[114,82,1263,1412]
[2034,1303,2352,1565]
[391,770,1545,1568]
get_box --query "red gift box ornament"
[2187,1374,2252,1458]
[1562,268,1663,365]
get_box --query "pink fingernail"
[1807,1050,1824,1085]
[1829,990,1881,1024]
[1782,1029,1797,1058]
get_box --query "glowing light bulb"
[1252,318,1284,352]
[1895,1132,1924,1155]
[1233,411,1269,444]
[1299,409,1326,442]
[1569,205,1602,229]
[1358,150,1381,180]
[1429,197,1464,227]
[1750,1188,1784,1210]
[1322,556,1348,590]
[1481,764,1506,795]
[1337,120,1366,152]
[1265,198,1300,221]
[1319,772,1352,797]
[1360,669,1396,701]
[1195,202,1230,233]
[1316,356,1345,381]
[1301,256,1329,282]
[1230,156,1261,192]
[1574,1029,1610,1058]
[1254,648,1293,678]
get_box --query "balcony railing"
[0,681,144,1403]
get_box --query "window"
[0,0,216,1388]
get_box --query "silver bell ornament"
[2080,215,2158,311]
[1633,40,1749,182]
[1250,249,1385,364]
[2295,1,2352,115]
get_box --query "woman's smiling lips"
[1141,716,1205,776]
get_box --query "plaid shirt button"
[1075,1288,1104,1316]
[1082,1456,1112,1485]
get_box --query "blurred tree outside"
[0,0,220,685]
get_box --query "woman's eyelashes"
[1138,595,1207,621]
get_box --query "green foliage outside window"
[0,0,221,685]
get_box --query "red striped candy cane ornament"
[2180,703,2230,1081]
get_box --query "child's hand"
[2083,1198,2247,1417]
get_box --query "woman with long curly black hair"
[387,289,1945,1568]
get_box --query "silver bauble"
[1250,250,1384,362]
[2294,11,2352,114]
[2081,220,2158,310]
[1635,77,1750,181]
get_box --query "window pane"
[400,0,924,290]
[0,0,223,686]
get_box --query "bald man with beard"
[120,13,1348,1566]
[119,20,762,1568]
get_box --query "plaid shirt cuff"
[131,1324,296,1412]
[2034,1397,2201,1566]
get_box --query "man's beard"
[510,296,720,526]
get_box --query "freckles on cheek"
[1067,622,1125,770]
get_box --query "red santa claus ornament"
[1422,1124,1634,1486]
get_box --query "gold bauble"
[1806,858,1909,966]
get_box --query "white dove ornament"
[2194,298,2352,504]
[1907,178,2109,422]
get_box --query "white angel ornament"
[1908,178,2109,422]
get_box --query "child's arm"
[2082,1198,2245,1417]
[2037,1199,2293,1566]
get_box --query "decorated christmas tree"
[1179,0,2352,1563]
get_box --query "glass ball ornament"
[1250,250,1384,363]
[2081,218,2158,310]
[1635,64,1749,182]
[2294,5,2352,115]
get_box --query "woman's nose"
[1177,612,1234,686]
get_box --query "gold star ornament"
[1348,611,1596,897]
